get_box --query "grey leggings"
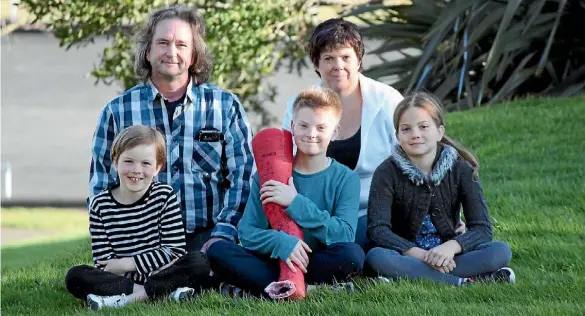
[365,241,512,286]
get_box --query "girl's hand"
[285,240,312,273]
[432,259,456,273]
[403,247,428,261]
[260,178,298,207]
[455,219,466,234]
[425,241,461,267]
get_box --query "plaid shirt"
[89,80,254,242]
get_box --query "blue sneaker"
[468,267,516,284]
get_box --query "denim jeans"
[365,241,512,286]
[206,240,365,297]
[355,215,372,252]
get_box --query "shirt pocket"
[192,140,223,175]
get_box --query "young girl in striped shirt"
[65,125,209,310]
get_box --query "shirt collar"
[146,78,195,106]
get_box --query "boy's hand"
[285,240,312,273]
[97,258,135,276]
[150,257,180,276]
[201,237,224,253]
[260,177,298,207]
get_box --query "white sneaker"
[169,287,195,302]
[86,293,128,311]
[306,281,355,294]
[377,276,393,284]
[468,267,516,284]
[219,282,244,297]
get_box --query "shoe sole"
[377,276,393,284]
[176,288,195,301]
[86,295,101,311]
[344,282,355,293]
[502,267,516,284]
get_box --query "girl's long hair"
[393,91,480,180]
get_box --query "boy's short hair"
[111,125,166,169]
[292,87,342,118]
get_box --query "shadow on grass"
[1,237,94,316]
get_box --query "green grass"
[1,208,88,248]
[2,96,585,315]
[1,208,88,230]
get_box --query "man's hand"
[285,240,312,273]
[97,258,135,276]
[260,178,298,207]
[201,237,225,253]
[431,259,457,273]
[425,240,461,267]
[403,247,428,261]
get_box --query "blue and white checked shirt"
[89,80,255,242]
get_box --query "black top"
[367,145,492,254]
[327,127,361,170]
[164,93,186,127]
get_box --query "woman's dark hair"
[308,18,364,77]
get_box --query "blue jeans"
[355,215,372,251]
[365,241,512,286]
[207,240,365,297]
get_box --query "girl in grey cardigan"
[365,91,515,286]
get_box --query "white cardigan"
[281,73,404,217]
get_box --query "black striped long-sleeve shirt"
[89,182,186,284]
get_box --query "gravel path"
[1,227,53,244]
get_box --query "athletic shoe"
[169,287,195,301]
[86,293,128,311]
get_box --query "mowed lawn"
[1,96,584,315]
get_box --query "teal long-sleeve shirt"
[238,159,360,261]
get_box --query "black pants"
[206,240,365,297]
[185,228,213,253]
[184,228,223,289]
[65,252,210,300]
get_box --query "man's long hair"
[134,5,213,84]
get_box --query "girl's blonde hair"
[111,125,166,169]
[393,91,480,179]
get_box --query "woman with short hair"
[282,18,404,251]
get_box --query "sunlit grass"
[1,208,88,248]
